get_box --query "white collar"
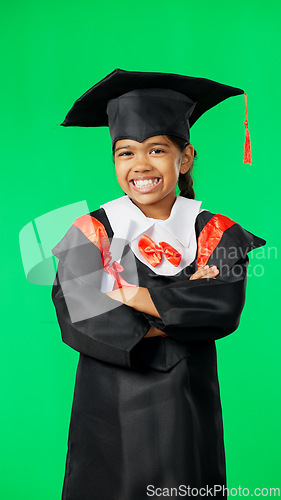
[100,194,203,248]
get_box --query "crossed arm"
[106,265,220,337]
[52,220,252,368]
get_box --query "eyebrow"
[115,142,170,153]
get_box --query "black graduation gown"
[51,207,266,500]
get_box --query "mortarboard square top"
[61,68,251,163]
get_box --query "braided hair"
[165,135,197,200]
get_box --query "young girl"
[52,69,266,499]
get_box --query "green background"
[1,0,280,498]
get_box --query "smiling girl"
[51,69,266,500]
[106,135,220,334]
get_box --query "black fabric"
[106,88,196,148]
[51,207,266,500]
[52,226,151,369]
[61,68,245,150]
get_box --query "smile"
[129,177,162,193]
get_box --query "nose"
[133,164,153,174]
[132,152,154,172]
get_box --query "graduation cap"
[62,68,252,164]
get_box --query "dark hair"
[165,135,197,199]
[112,135,197,199]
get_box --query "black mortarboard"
[61,68,252,164]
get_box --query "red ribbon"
[105,261,138,290]
[138,234,182,268]
[72,215,137,290]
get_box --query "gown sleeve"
[51,223,151,369]
[146,221,267,343]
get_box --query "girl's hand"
[105,286,137,304]
[105,286,161,318]
[189,265,219,280]
[144,326,165,338]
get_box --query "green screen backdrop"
[1,0,280,498]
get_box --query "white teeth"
[134,178,159,187]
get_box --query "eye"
[151,148,165,154]
[118,151,133,156]
[117,148,165,157]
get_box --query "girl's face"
[113,135,194,218]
